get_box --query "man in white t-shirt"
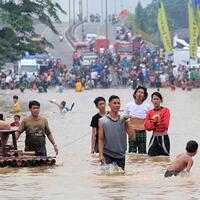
[90,69,98,88]
[124,86,150,153]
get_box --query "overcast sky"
[55,0,153,22]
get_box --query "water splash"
[100,163,124,175]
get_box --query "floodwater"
[0,87,200,200]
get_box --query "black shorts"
[148,135,170,156]
[94,141,99,153]
[164,170,180,177]
[104,154,125,170]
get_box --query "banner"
[194,0,200,32]
[188,0,198,58]
[157,0,173,55]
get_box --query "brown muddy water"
[0,88,200,200]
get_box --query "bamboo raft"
[0,130,56,168]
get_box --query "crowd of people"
[90,86,198,176]
[1,46,200,93]
[73,49,200,90]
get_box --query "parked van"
[18,58,39,77]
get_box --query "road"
[35,22,73,66]
[75,22,116,43]
[34,22,116,66]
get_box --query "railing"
[65,22,83,50]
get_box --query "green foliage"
[0,0,66,65]
[125,13,157,45]
[134,2,146,31]
[131,0,188,34]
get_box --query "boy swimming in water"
[164,140,198,177]
[49,100,74,113]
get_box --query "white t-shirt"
[5,76,12,83]
[91,71,98,80]
[123,101,151,119]
[160,74,166,82]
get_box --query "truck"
[172,48,190,67]
[18,58,39,77]
[95,37,110,54]
[74,42,90,55]
[132,34,144,49]
[80,52,98,66]
[172,48,200,68]
[114,40,133,60]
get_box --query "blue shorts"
[164,170,179,177]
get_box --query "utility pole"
[114,0,117,15]
[86,0,89,22]
[101,0,104,21]
[121,0,123,10]
[73,0,75,25]
[79,0,84,40]
[68,0,71,27]
[105,0,108,50]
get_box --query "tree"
[132,0,188,34]
[134,2,145,30]
[0,0,66,65]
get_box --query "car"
[85,34,97,42]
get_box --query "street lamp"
[114,0,117,15]
[68,0,71,27]
[105,0,108,50]
[73,0,75,25]
[79,0,84,40]
[101,0,103,21]
[121,0,123,10]
[86,0,89,22]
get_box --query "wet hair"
[94,96,106,106]
[186,140,198,153]
[151,92,163,102]
[29,100,40,109]
[13,95,18,100]
[109,95,120,103]
[14,114,20,120]
[133,86,148,102]
[61,101,66,107]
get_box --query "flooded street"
[1,88,200,199]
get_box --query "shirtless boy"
[164,140,198,177]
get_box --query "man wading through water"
[98,95,134,170]
[16,100,58,156]
[90,96,106,154]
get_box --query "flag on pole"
[118,9,128,17]
[157,0,173,55]
[188,0,199,59]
